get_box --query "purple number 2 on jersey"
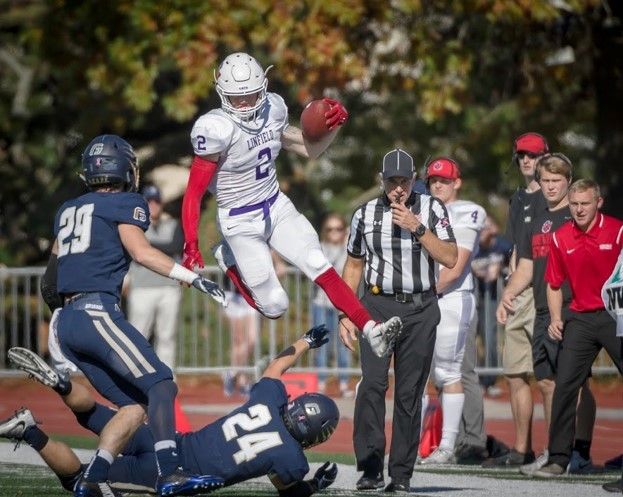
[256,148,272,180]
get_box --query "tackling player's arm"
[262,326,329,380]
[119,223,226,304]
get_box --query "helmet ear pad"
[282,393,339,449]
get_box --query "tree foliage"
[1,0,621,264]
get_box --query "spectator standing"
[181,52,401,355]
[534,179,623,478]
[484,132,549,468]
[340,149,457,492]
[496,155,595,474]
[127,185,184,371]
[39,135,226,497]
[471,216,511,395]
[418,158,486,465]
[312,213,352,396]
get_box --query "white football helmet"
[214,52,272,121]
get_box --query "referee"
[340,149,457,493]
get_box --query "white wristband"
[169,263,198,285]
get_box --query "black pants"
[353,291,439,481]
[548,309,623,467]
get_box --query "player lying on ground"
[3,325,339,496]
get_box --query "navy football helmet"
[81,135,139,192]
[282,393,339,449]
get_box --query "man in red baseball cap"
[484,132,550,468]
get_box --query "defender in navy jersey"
[39,134,226,497]
[4,326,339,497]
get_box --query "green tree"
[1,0,621,265]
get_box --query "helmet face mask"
[214,52,272,122]
[282,393,339,449]
[81,135,139,192]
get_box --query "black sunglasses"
[516,151,541,160]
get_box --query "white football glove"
[192,276,228,307]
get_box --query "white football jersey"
[190,92,289,209]
[442,199,486,293]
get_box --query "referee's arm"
[391,201,457,268]
[418,230,457,269]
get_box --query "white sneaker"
[519,449,549,476]
[567,450,593,474]
[211,240,236,273]
[420,447,456,465]
[362,317,403,358]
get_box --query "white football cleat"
[0,407,37,442]
[362,316,403,358]
[8,347,61,388]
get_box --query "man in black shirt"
[484,132,549,468]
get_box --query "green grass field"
[0,437,617,497]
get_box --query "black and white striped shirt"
[347,192,455,294]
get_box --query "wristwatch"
[413,224,426,237]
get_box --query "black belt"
[63,292,86,304]
[370,287,437,303]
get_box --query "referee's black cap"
[381,149,414,179]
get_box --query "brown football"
[301,100,331,142]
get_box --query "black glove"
[302,325,330,349]
[313,461,337,491]
[191,276,228,306]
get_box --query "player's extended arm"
[262,325,329,380]
[271,461,338,497]
[181,154,219,270]
[119,223,226,305]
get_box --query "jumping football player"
[3,325,340,497]
[40,134,227,497]
[181,52,402,359]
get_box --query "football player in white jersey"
[419,157,486,464]
[181,52,402,358]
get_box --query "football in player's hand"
[301,100,332,142]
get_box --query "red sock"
[225,266,262,313]
[314,267,372,330]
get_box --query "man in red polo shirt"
[533,179,623,478]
